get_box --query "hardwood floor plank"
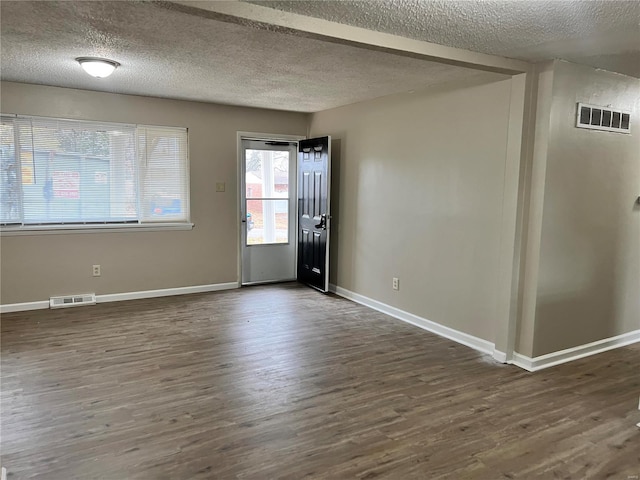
[2,283,639,479]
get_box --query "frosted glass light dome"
[76,57,120,78]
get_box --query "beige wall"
[309,73,514,342]
[0,82,308,304]
[5,64,636,361]
[531,61,640,356]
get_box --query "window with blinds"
[0,115,189,229]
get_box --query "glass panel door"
[240,138,297,285]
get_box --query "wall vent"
[576,102,631,134]
[50,293,96,309]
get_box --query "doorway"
[240,137,298,285]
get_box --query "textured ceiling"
[251,0,640,78]
[1,1,637,114]
[0,1,497,113]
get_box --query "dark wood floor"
[1,283,639,479]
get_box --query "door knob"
[315,213,327,230]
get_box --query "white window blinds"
[0,116,20,224]
[138,126,189,223]
[0,116,189,228]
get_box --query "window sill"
[0,223,194,236]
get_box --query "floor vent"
[577,102,630,134]
[50,293,96,309]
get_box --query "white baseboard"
[511,329,640,372]
[0,300,50,313]
[6,282,637,372]
[492,350,508,363]
[329,283,501,359]
[96,282,238,303]
[329,284,640,371]
[0,282,238,314]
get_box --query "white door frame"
[236,132,306,287]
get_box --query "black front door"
[297,136,331,292]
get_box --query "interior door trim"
[236,132,306,287]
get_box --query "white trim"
[1,223,194,236]
[96,283,238,303]
[329,284,496,357]
[1,282,238,313]
[492,350,508,363]
[511,330,640,372]
[1,300,50,313]
[328,284,640,372]
[510,353,535,371]
[241,278,296,287]
[324,137,332,293]
[237,131,305,142]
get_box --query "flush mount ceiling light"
[76,57,120,78]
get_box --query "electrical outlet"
[92,265,101,277]
[392,277,399,291]
[216,182,225,192]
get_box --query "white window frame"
[0,114,193,236]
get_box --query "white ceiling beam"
[163,1,531,75]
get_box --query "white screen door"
[240,138,297,284]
